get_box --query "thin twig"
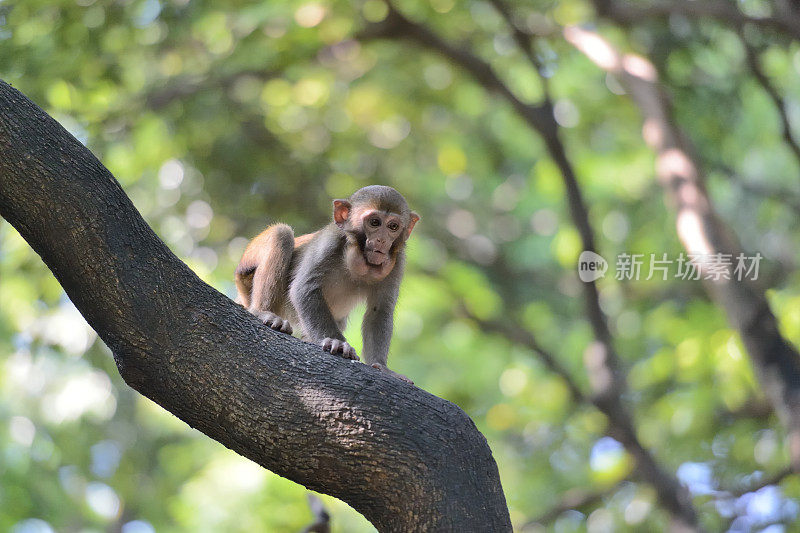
[738,32,800,176]
[726,467,794,498]
[525,484,620,526]
[486,0,552,103]
[458,305,587,404]
[715,164,800,216]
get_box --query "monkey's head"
[333,185,419,268]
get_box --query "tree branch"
[725,466,794,498]
[591,0,800,41]
[357,4,553,137]
[461,309,703,528]
[359,8,699,528]
[713,163,800,217]
[524,484,621,526]
[143,68,278,110]
[0,80,511,531]
[738,32,800,176]
[486,0,552,103]
[565,26,800,471]
[458,306,587,405]
[360,0,623,408]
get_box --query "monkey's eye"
[369,218,381,227]
[388,222,399,231]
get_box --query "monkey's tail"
[234,266,255,308]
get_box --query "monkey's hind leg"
[242,223,295,334]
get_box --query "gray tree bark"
[0,80,511,532]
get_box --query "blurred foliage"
[2,0,800,531]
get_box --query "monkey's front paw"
[256,311,293,334]
[371,363,414,384]
[321,338,359,360]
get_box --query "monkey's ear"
[333,200,351,227]
[406,212,420,239]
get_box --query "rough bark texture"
[0,80,511,532]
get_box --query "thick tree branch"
[565,26,800,470]
[359,8,699,529]
[0,80,511,531]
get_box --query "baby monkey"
[235,185,419,382]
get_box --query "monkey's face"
[357,209,404,266]
[334,195,419,278]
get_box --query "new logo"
[578,251,608,282]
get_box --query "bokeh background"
[2,0,800,531]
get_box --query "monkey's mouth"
[365,249,387,266]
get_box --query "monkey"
[235,185,419,383]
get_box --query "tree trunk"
[566,26,800,469]
[0,80,511,532]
